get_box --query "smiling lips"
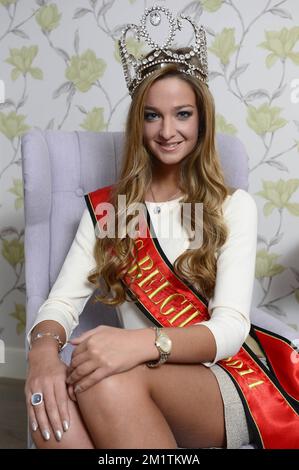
[156,141,183,151]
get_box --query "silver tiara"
[118,5,209,96]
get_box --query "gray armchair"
[21,128,297,449]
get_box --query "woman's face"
[143,76,199,168]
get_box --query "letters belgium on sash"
[84,185,299,449]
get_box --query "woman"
[25,10,258,449]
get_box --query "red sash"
[85,185,299,449]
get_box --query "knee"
[78,364,149,405]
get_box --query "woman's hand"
[66,325,156,393]
[25,346,71,442]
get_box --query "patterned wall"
[0,0,299,377]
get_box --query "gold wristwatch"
[147,327,172,368]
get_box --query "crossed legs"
[31,363,226,449]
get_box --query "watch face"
[157,334,172,353]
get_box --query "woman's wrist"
[133,328,159,363]
[28,320,67,357]
[28,336,61,358]
[31,331,64,352]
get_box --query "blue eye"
[144,110,193,121]
[178,111,192,119]
[144,112,159,121]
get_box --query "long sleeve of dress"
[199,189,258,366]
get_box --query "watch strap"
[146,327,171,368]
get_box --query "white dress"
[27,188,258,369]
[27,188,258,448]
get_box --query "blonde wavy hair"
[87,48,232,305]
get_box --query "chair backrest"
[21,129,249,362]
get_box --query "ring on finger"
[31,392,43,406]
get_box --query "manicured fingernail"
[63,420,69,432]
[74,384,82,393]
[31,421,38,432]
[55,430,62,441]
[42,429,50,441]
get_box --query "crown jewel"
[118,5,209,96]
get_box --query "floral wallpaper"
[0,0,299,376]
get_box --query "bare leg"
[30,397,95,449]
[76,365,177,448]
[76,363,226,449]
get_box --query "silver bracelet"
[31,332,64,352]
